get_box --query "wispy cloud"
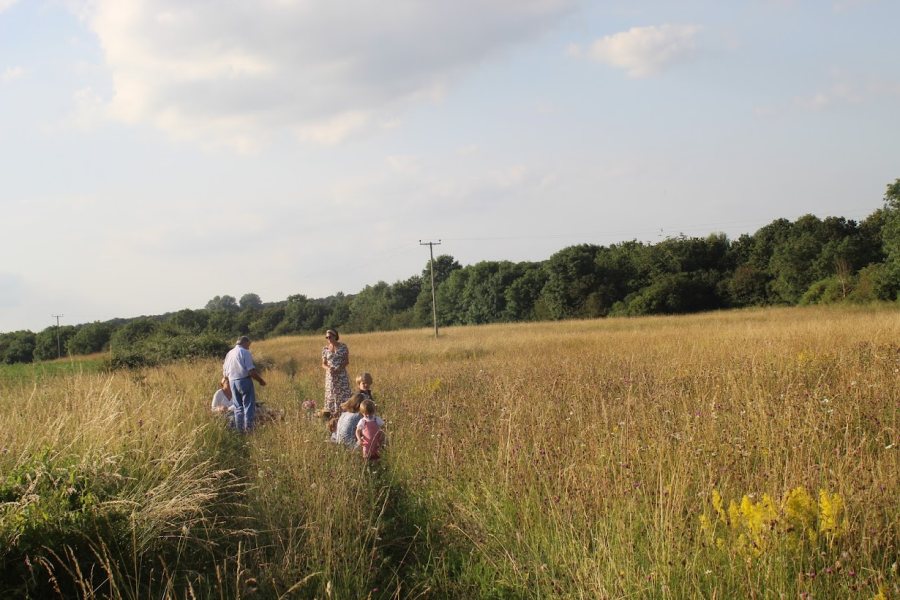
[571,24,702,78]
[80,0,577,150]
[794,81,864,111]
[0,0,18,14]
[757,72,900,116]
[1,66,25,82]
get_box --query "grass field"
[1,305,897,598]
[0,355,105,383]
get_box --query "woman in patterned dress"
[321,329,351,415]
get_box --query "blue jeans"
[230,378,256,432]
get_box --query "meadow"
[0,305,897,599]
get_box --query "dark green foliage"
[541,244,603,319]
[879,179,900,299]
[249,305,285,339]
[33,325,77,361]
[724,264,769,306]
[0,450,129,597]
[503,263,548,320]
[109,318,159,349]
[106,332,230,370]
[0,331,36,364]
[274,294,330,335]
[205,294,239,311]
[67,322,113,355]
[239,292,263,310]
[615,271,722,316]
[167,308,210,334]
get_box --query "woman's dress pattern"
[322,343,351,414]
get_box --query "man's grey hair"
[236,335,251,346]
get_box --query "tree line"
[2,179,898,366]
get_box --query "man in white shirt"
[222,335,266,431]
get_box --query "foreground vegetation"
[1,306,897,598]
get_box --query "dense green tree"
[167,309,209,334]
[414,255,462,325]
[205,295,239,311]
[248,305,285,339]
[589,241,651,315]
[747,218,793,272]
[323,293,351,332]
[616,272,721,316]
[725,264,769,306]
[458,261,525,324]
[275,294,329,334]
[33,325,77,361]
[435,268,470,326]
[109,318,159,351]
[0,330,36,364]
[347,282,393,332]
[540,244,602,319]
[67,322,113,355]
[387,276,422,312]
[767,215,829,303]
[205,310,236,335]
[503,263,548,321]
[239,293,263,310]
[880,178,900,299]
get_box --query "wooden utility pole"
[419,240,441,338]
[51,314,64,358]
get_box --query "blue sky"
[1,0,898,333]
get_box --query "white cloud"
[81,0,576,150]
[69,86,108,129]
[793,85,862,111]
[386,154,419,174]
[574,24,702,78]
[754,71,900,117]
[794,71,899,112]
[0,0,18,13]
[1,66,24,82]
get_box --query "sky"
[1,0,899,333]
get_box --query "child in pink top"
[355,399,385,461]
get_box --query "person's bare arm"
[249,368,266,386]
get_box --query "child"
[356,372,374,401]
[332,393,365,447]
[355,399,385,461]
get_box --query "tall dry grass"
[1,305,897,598]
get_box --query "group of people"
[321,328,385,460]
[213,329,385,461]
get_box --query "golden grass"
[1,305,897,598]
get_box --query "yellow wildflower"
[783,486,818,546]
[712,489,726,522]
[727,499,741,532]
[819,490,848,540]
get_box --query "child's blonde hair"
[341,392,366,413]
[359,399,377,417]
[356,372,373,385]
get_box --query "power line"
[439,211,880,245]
